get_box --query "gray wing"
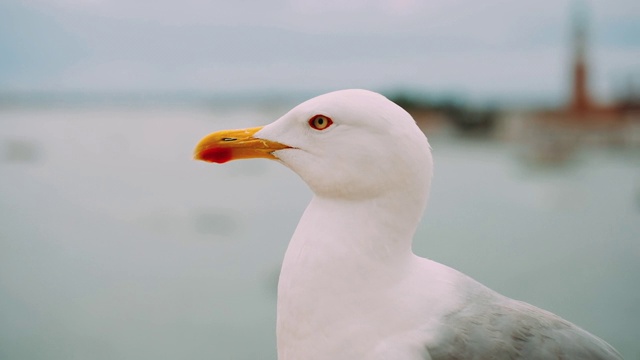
[425,296,622,360]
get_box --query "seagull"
[193,89,622,360]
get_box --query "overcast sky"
[1,0,639,102]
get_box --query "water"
[1,106,638,359]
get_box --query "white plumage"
[196,89,622,360]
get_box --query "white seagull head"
[194,89,433,200]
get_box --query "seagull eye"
[309,115,333,131]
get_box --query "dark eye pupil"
[317,118,324,125]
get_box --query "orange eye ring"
[309,115,333,130]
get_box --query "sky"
[1,0,639,103]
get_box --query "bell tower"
[570,2,591,114]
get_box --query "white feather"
[253,89,621,360]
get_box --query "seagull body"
[194,89,622,359]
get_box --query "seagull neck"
[296,190,427,260]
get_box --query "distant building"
[524,2,640,162]
[569,3,591,115]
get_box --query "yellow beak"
[193,126,291,164]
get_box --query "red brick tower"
[570,4,592,114]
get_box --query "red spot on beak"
[199,147,233,164]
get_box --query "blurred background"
[1,0,639,359]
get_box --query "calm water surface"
[1,107,638,359]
